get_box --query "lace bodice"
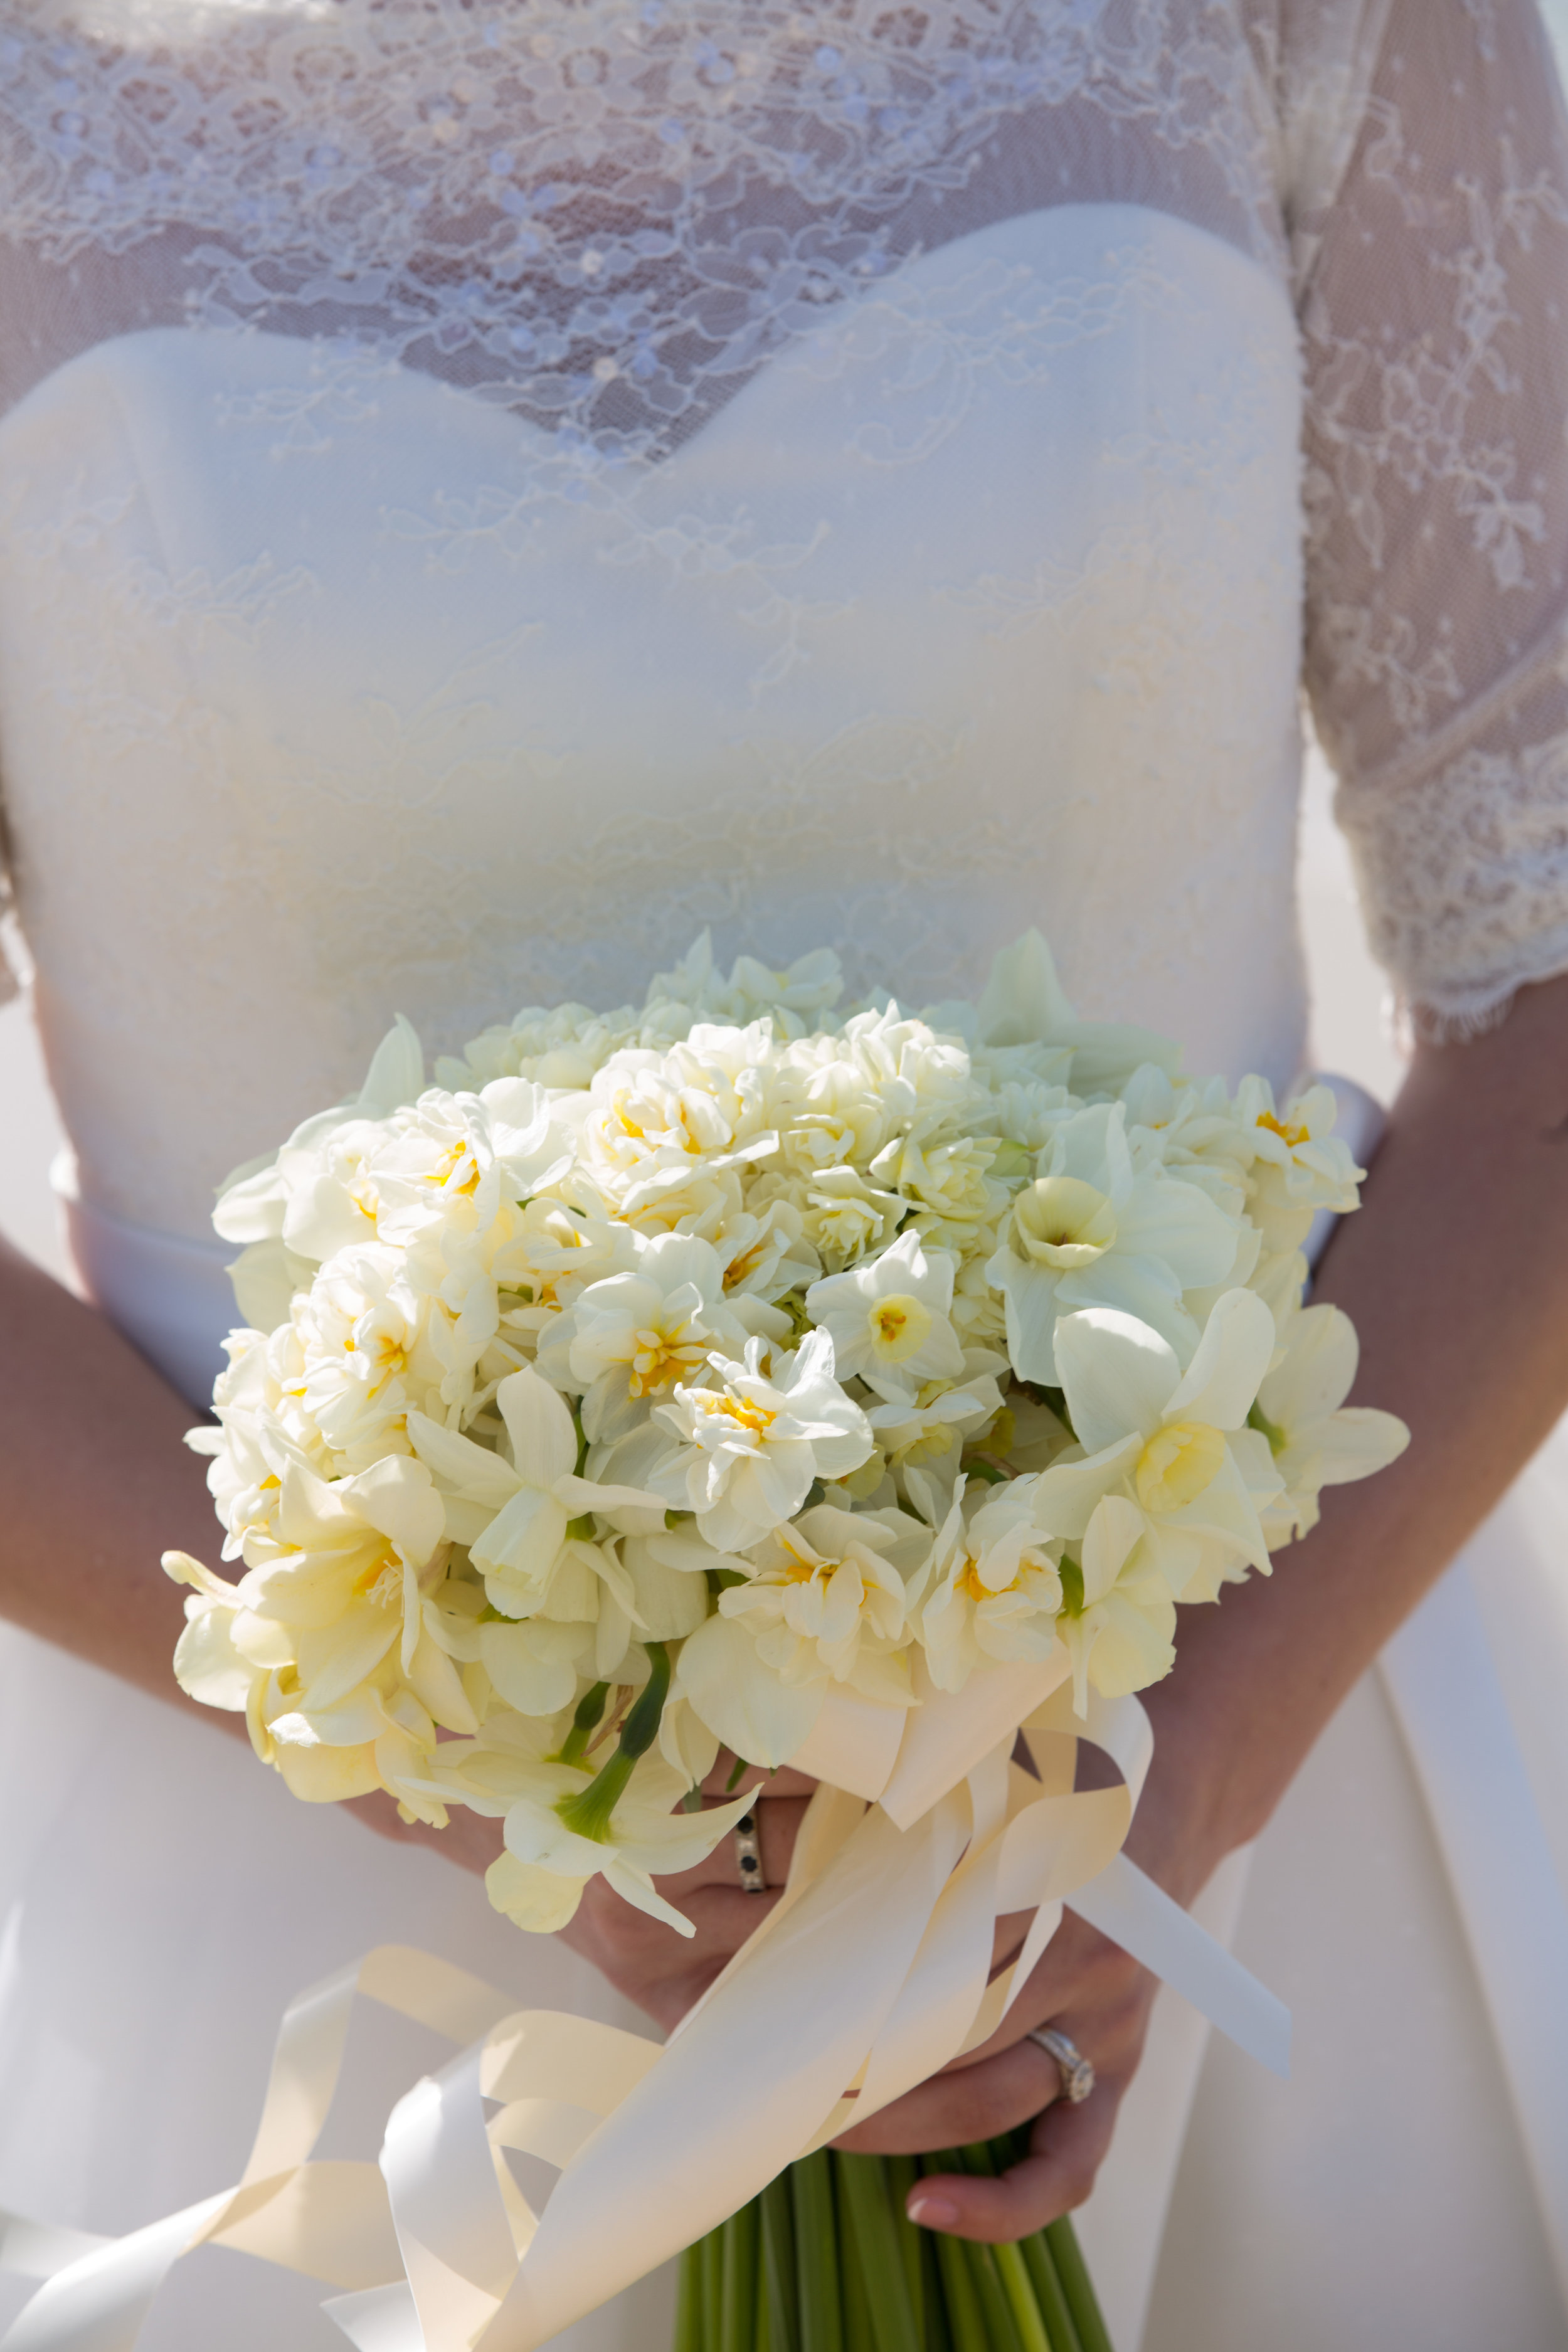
[1,0,1567,1279]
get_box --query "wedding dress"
[3,0,1568,2343]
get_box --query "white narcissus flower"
[166,1450,470,1808]
[677,1503,927,1764]
[405,1365,661,1621]
[289,1243,445,1466]
[805,1228,965,1397]
[1029,1293,1282,1606]
[488,1754,752,1936]
[649,1330,874,1552]
[916,1474,1066,1692]
[862,1362,1009,1522]
[1251,1303,1409,1545]
[1234,1078,1363,1253]
[548,1232,751,1443]
[1057,1494,1178,1713]
[986,1101,1241,1383]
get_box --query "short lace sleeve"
[1295,0,1568,1037]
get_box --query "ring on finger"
[733,1809,766,1894]
[1026,2025,1096,2104]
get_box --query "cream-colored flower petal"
[405,1411,520,1511]
[485,1848,589,1934]
[1165,1288,1275,1433]
[675,1611,824,1767]
[496,1365,580,1493]
[1079,1494,1146,1608]
[172,1601,253,1711]
[1256,1303,1359,1428]
[1054,1308,1179,1453]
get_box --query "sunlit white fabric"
[3,4,1568,2348]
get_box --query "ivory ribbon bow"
[0,1653,1286,2351]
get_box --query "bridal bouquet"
[156,930,1406,2352]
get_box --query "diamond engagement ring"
[1027,2026,1096,2104]
[734,1809,766,1894]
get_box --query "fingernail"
[906,2195,958,2229]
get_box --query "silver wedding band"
[734,1809,766,1894]
[1027,2025,1096,2104]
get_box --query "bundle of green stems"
[674,2131,1115,2352]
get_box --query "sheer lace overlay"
[1298,0,1568,1032]
[0,0,1566,1146]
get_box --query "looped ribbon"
[0,1652,1287,2352]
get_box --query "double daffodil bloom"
[647,1330,874,1552]
[166,1451,470,1805]
[916,1474,1066,1691]
[675,1503,926,1764]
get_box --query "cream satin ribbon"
[0,1654,1286,2352]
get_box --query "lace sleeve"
[1296,0,1568,1038]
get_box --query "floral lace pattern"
[2,0,1568,1095]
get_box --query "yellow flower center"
[627,1326,705,1397]
[424,1139,480,1194]
[1014,1177,1118,1269]
[867,1291,933,1364]
[1256,1111,1309,1149]
[957,1551,1017,1603]
[696,1391,778,1440]
[1135,1421,1226,1514]
[353,1546,403,1604]
[724,1239,768,1291]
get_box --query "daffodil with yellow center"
[647,1330,874,1553]
[1021,1294,1283,1623]
[985,1101,1239,1384]
[917,1473,1066,1692]
[806,1228,966,1400]
[553,1231,751,1444]
[1232,1078,1364,1254]
[1013,1175,1119,1270]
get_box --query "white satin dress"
[3,1,1568,2345]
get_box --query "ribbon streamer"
[0,1656,1285,2351]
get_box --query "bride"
[3,1,1568,2344]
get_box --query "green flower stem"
[792,2151,844,2352]
[994,2242,1053,2352]
[554,1680,610,1767]
[1017,2229,1083,2352]
[837,2175,876,2352]
[884,2155,926,2343]
[756,2213,773,2352]
[674,2239,703,2352]
[954,2141,1053,2352]
[701,2220,724,2348]
[923,2180,987,2352]
[833,2153,921,2352]
[555,1641,670,1841]
[1044,2220,1116,2352]
[761,2174,802,2352]
[721,2198,760,2352]
[965,2234,1029,2352]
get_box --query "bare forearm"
[0,1232,237,1724]
[1138,970,1568,1892]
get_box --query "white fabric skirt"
[0,1631,675,2349]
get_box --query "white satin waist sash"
[56,1162,234,1412]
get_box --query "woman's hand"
[835,1907,1156,2240]
[558,1762,816,2030]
